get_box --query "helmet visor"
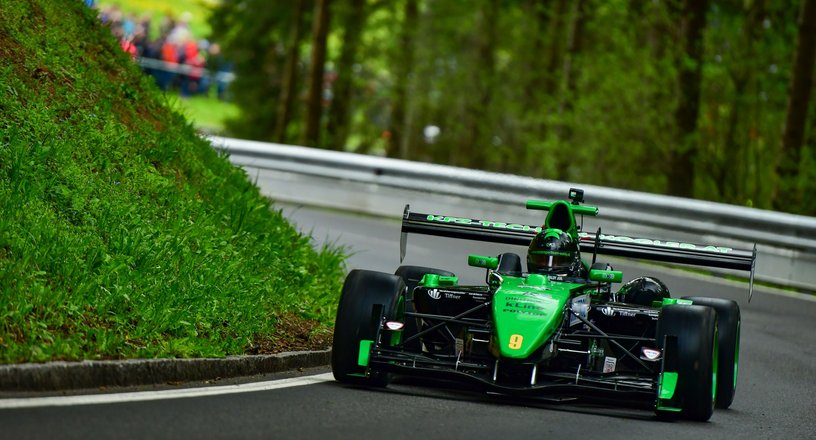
[528,251,573,274]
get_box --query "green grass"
[174,94,240,134]
[0,0,345,363]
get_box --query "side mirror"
[589,269,623,283]
[468,255,498,270]
[419,274,458,288]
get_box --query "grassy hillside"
[0,0,345,363]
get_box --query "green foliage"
[697,0,801,208]
[173,94,242,134]
[0,0,345,363]
[209,0,815,215]
[209,0,302,140]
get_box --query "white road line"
[0,372,335,409]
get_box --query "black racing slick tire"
[332,270,406,387]
[683,296,741,409]
[394,266,455,351]
[656,304,718,421]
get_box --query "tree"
[553,0,587,180]
[511,0,552,174]
[458,0,500,170]
[303,0,331,147]
[668,0,709,198]
[326,0,370,151]
[719,0,766,204]
[275,0,308,143]
[387,0,419,159]
[208,0,292,140]
[207,0,813,214]
[542,0,569,100]
[775,0,816,209]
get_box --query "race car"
[331,188,755,421]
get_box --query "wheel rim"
[712,327,719,405]
[733,319,740,391]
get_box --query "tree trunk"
[774,0,816,209]
[520,0,549,108]
[327,0,368,151]
[501,0,552,176]
[554,0,586,181]
[461,0,499,170]
[542,0,568,100]
[667,0,708,198]
[275,0,307,144]
[559,0,586,113]
[719,0,766,203]
[303,0,331,147]
[514,0,551,174]
[388,0,418,159]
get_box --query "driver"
[527,228,585,278]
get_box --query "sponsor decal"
[423,214,733,254]
[578,232,733,254]
[501,293,556,316]
[641,347,661,361]
[603,356,617,373]
[569,294,589,327]
[427,289,441,300]
[385,321,405,331]
[502,300,548,316]
[596,305,658,319]
[426,215,543,234]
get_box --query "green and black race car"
[331,189,755,421]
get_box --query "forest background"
[126,0,816,216]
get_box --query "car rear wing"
[400,205,757,299]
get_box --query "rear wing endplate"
[401,205,757,299]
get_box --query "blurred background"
[93,0,816,216]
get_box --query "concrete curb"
[0,349,331,391]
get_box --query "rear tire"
[332,270,405,387]
[394,266,455,351]
[656,304,718,421]
[683,296,740,409]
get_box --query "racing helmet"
[615,276,670,305]
[527,228,580,275]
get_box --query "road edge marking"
[0,373,335,409]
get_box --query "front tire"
[683,296,740,409]
[656,304,718,421]
[332,270,405,387]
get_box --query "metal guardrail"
[137,57,235,83]
[207,136,816,291]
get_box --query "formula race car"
[331,189,755,421]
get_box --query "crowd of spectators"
[91,3,232,100]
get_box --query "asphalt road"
[2,204,815,439]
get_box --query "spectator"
[120,36,137,60]
[97,5,231,98]
[207,43,232,100]
[122,12,136,38]
[180,36,203,96]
